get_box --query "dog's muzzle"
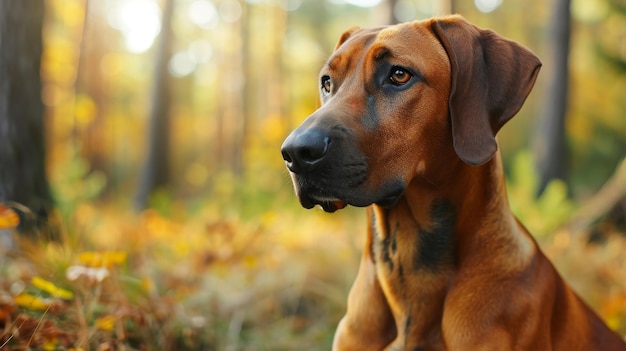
[281,128,348,212]
[281,127,404,212]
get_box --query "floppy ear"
[431,16,541,166]
[335,26,361,50]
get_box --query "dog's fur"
[281,15,626,350]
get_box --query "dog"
[280,15,626,351]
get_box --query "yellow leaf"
[95,315,116,331]
[43,337,59,351]
[0,205,20,229]
[14,293,50,311]
[78,251,127,267]
[78,252,101,267]
[31,277,74,300]
[105,251,127,266]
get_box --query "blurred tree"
[388,0,399,24]
[435,0,456,15]
[227,3,245,177]
[241,2,286,174]
[533,0,571,196]
[217,1,248,178]
[75,1,109,177]
[0,0,54,234]
[135,0,175,210]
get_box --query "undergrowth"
[0,152,624,350]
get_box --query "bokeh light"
[106,0,162,53]
[475,0,503,13]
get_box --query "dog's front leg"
[333,212,396,351]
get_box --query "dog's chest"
[369,200,456,348]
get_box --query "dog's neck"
[372,153,535,272]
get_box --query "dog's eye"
[389,67,412,85]
[321,75,332,95]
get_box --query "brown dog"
[281,15,626,351]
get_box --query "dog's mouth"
[296,185,347,213]
[294,177,405,213]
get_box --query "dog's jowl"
[281,15,626,351]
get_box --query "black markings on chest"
[372,200,456,274]
[414,200,456,271]
[404,314,412,338]
[381,221,398,272]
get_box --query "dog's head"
[281,15,541,212]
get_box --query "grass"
[0,201,367,350]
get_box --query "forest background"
[0,0,625,350]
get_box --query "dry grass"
[0,196,624,350]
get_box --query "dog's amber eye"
[389,67,412,85]
[321,75,331,94]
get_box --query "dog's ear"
[431,16,541,166]
[335,27,361,51]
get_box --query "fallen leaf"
[31,277,74,300]
[78,251,127,268]
[95,315,115,331]
[14,293,50,311]
[0,205,19,229]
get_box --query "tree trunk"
[134,0,175,210]
[216,10,245,177]
[387,0,398,24]
[435,0,454,15]
[0,0,53,235]
[533,0,571,196]
[76,1,109,179]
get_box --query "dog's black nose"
[281,129,330,173]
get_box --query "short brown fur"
[281,15,626,350]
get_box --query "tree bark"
[134,0,175,210]
[533,0,571,196]
[0,0,53,234]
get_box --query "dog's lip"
[300,188,403,212]
[320,200,347,213]
[305,195,347,213]
[293,175,405,211]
